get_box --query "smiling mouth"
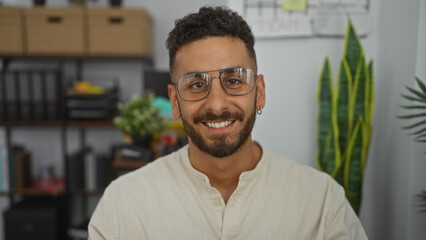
[203,120,234,129]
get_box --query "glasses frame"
[173,67,258,102]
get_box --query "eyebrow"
[183,66,244,76]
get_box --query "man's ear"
[168,84,181,119]
[256,74,266,109]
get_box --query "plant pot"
[131,135,152,149]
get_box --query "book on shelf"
[68,148,117,192]
[0,143,7,191]
[14,150,32,189]
[96,153,115,189]
[19,74,32,122]
[66,151,85,191]
[84,151,96,192]
[3,145,33,191]
[8,145,24,189]
[0,72,5,122]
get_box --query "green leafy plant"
[317,20,374,215]
[114,95,166,137]
[399,77,426,142]
[398,77,426,215]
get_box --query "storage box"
[25,7,85,56]
[87,8,153,57]
[0,7,25,55]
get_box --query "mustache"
[193,110,244,124]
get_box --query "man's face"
[168,36,265,158]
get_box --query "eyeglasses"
[173,67,257,102]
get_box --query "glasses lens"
[177,73,210,101]
[220,68,255,95]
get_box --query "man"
[89,6,367,240]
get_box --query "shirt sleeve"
[324,179,368,240]
[88,186,118,240]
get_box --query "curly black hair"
[166,6,257,74]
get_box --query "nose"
[204,75,229,114]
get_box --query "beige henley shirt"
[89,145,367,240]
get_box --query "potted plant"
[114,94,166,148]
[398,77,426,215]
[316,20,374,215]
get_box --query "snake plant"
[398,77,426,215]
[316,20,374,215]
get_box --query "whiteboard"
[227,0,371,38]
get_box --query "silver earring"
[257,107,262,115]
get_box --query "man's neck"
[188,137,262,203]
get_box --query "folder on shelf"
[84,151,96,191]
[0,72,6,122]
[8,145,31,190]
[19,72,32,122]
[0,144,6,191]
[14,150,32,189]
[66,151,85,191]
[4,72,20,122]
[95,153,114,189]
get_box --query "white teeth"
[206,121,232,129]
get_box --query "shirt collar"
[179,142,267,185]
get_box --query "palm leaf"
[417,191,426,213]
[402,94,426,103]
[397,113,426,119]
[399,77,426,146]
[415,77,426,94]
[405,86,426,101]
[409,126,426,135]
[400,105,426,110]
[415,133,426,142]
[401,119,426,130]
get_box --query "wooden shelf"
[0,54,152,58]
[66,120,115,127]
[71,189,104,196]
[113,158,148,169]
[0,55,153,65]
[0,187,65,196]
[0,121,63,127]
[0,120,116,128]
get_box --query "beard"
[180,104,257,158]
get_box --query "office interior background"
[0,0,425,239]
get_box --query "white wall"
[1,0,426,239]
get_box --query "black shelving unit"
[0,55,153,239]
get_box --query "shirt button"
[213,199,221,207]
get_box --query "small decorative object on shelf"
[114,94,166,149]
[65,75,119,121]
